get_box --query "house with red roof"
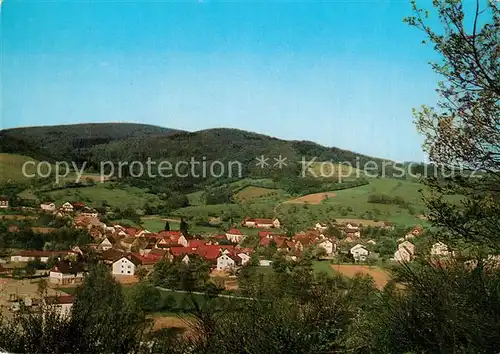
[155,231,188,248]
[225,228,246,243]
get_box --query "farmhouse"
[350,244,369,262]
[49,260,86,285]
[242,217,280,229]
[0,197,8,209]
[40,202,56,212]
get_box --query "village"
[0,198,458,319]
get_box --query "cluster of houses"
[6,208,460,292]
[40,201,99,218]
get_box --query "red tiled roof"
[254,218,274,225]
[123,227,141,237]
[197,245,221,260]
[226,228,242,235]
[258,231,274,238]
[215,234,226,239]
[148,248,167,257]
[188,239,207,248]
[259,237,272,247]
[170,247,197,257]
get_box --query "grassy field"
[0,154,41,184]
[141,216,224,235]
[312,260,337,276]
[306,162,363,181]
[276,178,428,228]
[40,182,162,210]
[141,217,180,232]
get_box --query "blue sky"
[1,0,441,162]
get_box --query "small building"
[259,259,273,267]
[81,206,98,218]
[98,237,113,251]
[317,239,335,256]
[350,244,369,262]
[0,197,8,209]
[61,202,74,213]
[40,202,56,212]
[49,260,86,285]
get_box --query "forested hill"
[0,123,182,162]
[90,127,390,166]
[0,123,390,172]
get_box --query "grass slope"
[0,154,41,184]
[40,182,162,210]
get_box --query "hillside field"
[306,162,363,181]
[0,154,40,184]
[40,183,163,210]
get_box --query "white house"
[430,242,453,257]
[259,259,273,267]
[237,252,251,266]
[314,222,328,232]
[40,202,56,212]
[61,202,74,213]
[317,239,335,256]
[0,197,8,209]
[350,244,369,262]
[217,250,242,270]
[112,255,139,275]
[98,237,113,251]
[49,260,86,285]
[225,229,246,243]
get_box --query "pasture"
[40,183,163,210]
[0,154,40,184]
